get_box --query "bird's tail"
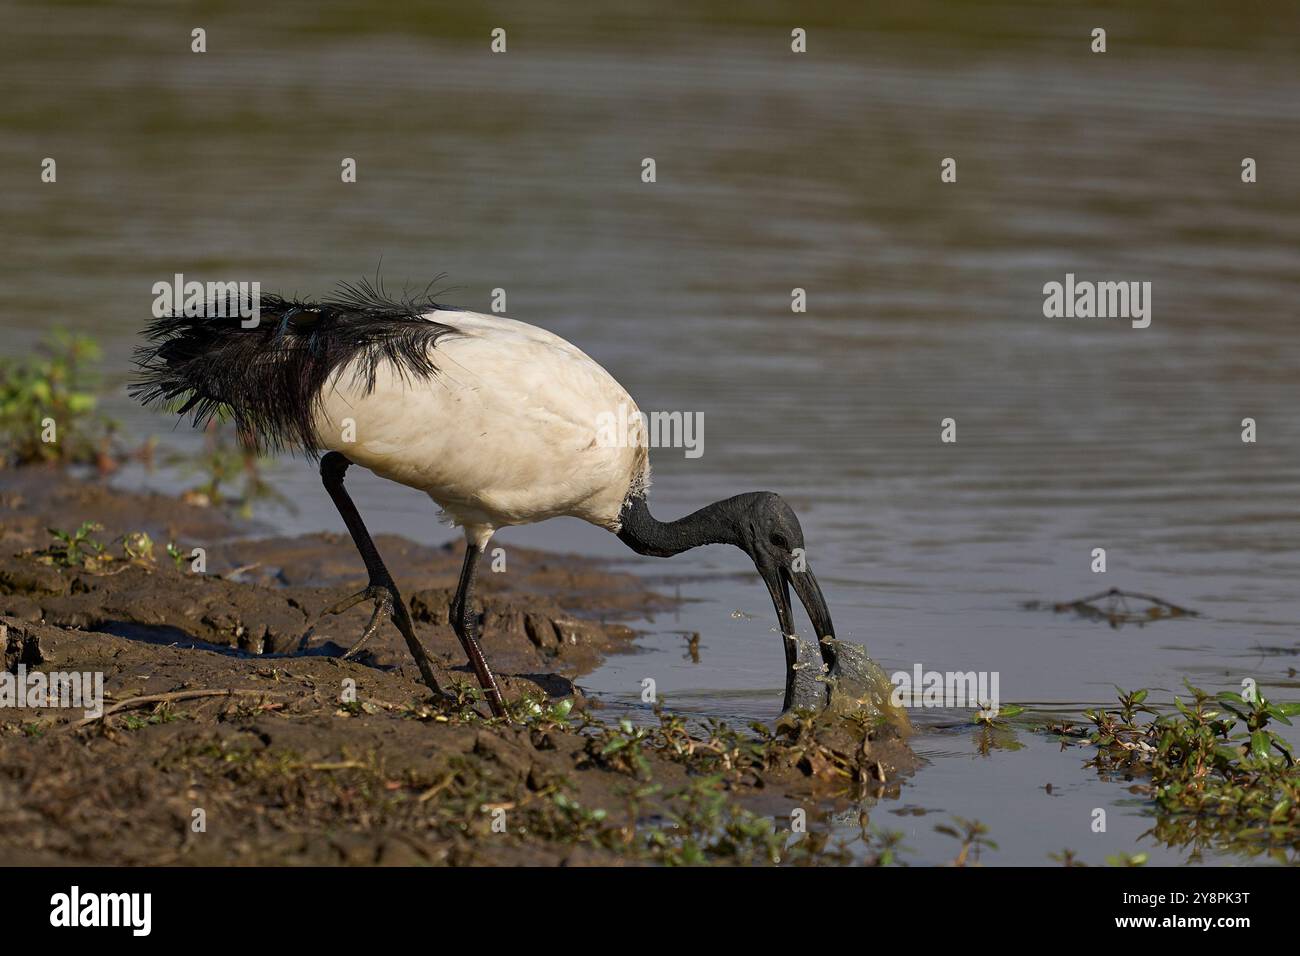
[131,277,459,454]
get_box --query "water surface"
[4,1,1299,864]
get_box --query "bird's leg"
[449,542,508,718]
[316,452,448,699]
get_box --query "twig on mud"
[64,688,284,732]
[418,771,458,803]
[222,563,262,580]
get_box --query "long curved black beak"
[760,561,837,711]
[790,564,835,655]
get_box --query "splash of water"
[787,636,911,731]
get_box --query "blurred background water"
[3,0,1299,864]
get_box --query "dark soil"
[0,468,916,865]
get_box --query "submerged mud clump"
[0,471,919,865]
[786,636,912,731]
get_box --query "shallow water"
[4,2,1300,864]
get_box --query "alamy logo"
[0,665,104,718]
[890,663,1000,716]
[596,402,703,459]
[49,886,151,936]
[151,273,261,328]
[1042,273,1151,328]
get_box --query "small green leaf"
[1250,731,1271,759]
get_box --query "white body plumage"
[312,310,650,548]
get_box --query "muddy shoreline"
[0,468,914,865]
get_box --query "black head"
[732,493,836,652]
[616,490,838,711]
[616,490,836,676]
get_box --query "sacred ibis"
[133,279,838,719]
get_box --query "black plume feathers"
[130,276,460,455]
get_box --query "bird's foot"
[301,583,462,710]
[323,583,396,659]
[297,582,402,660]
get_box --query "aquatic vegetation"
[334,689,911,863]
[583,718,655,780]
[1048,848,1085,866]
[543,791,612,841]
[579,711,762,782]
[571,702,908,801]
[654,711,769,778]
[511,693,576,728]
[970,702,1028,755]
[0,332,113,468]
[972,702,1025,726]
[643,775,852,866]
[1082,682,1300,862]
[1024,588,1198,629]
[935,815,997,866]
[156,725,868,866]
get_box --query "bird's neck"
[616,494,742,557]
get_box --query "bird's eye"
[770,532,790,550]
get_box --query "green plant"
[972,702,1025,727]
[1214,687,1297,764]
[39,521,107,569]
[935,816,997,866]
[861,828,907,867]
[166,541,188,570]
[1106,851,1148,867]
[642,775,849,866]
[1084,681,1300,860]
[122,530,155,564]
[1048,848,1085,867]
[0,331,111,467]
[970,702,1026,754]
[511,691,575,728]
[36,524,165,571]
[121,705,182,730]
[585,718,654,780]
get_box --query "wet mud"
[0,468,916,865]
